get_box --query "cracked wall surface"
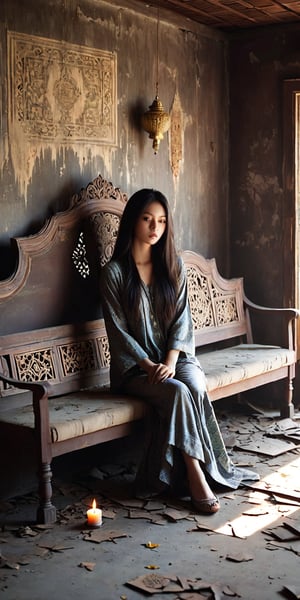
[0,0,229,280]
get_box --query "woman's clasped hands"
[141,359,176,384]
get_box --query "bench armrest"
[0,371,50,396]
[243,295,300,351]
[0,372,52,461]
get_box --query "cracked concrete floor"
[1,400,300,600]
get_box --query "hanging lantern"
[141,95,170,154]
[142,7,170,154]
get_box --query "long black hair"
[112,189,179,327]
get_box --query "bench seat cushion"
[198,344,295,392]
[0,390,147,443]
[0,344,294,443]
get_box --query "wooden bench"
[0,174,298,524]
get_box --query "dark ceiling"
[136,0,300,31]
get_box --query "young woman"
[100,189,259,514]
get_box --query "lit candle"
[87,498,102,527]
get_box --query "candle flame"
[92,498,96,511]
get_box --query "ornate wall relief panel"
[170,91,183,178]
[7,31,117,146]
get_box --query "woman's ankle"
[182,452,214,500]
[187,468,214,500]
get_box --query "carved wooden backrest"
[0,174,127,396]
[182,250,247,346]
[0,174,127,335]
[70,175,127,272]
[0,320,111,397]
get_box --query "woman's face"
[134,201,167,246]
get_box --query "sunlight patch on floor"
[216,455,300,538]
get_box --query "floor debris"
[243,483,300,503]
[0,400,299,599]
[281,585,300,599]
[225,552,254,562]
[234,433,297,456]
[79,561,96,571]
[83,528,128,544]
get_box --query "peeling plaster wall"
[229,25,300,310]
[229,25,300,404]
[0,0,229,281]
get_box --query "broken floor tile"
[271,495,300,507]
[234,433,296,456]
[266,541,300,556]
[83,528,128,544]
[0,550,33,569]
[0,553,20,570]
[127,572,178,593]
[283,516,300,537]
[264,518,300,542]
[243,483,300,502]
[127,575,234,599]
[214,523,247,539]
[37,543,74,552]
[188,520,214,533]
[264,527,300,542]
[163,508,190,522]
[282,585,300,599]
[241,491,271,505]
[265,418,300,436]
[222,584,240,597]
[79,561,96,571]
[187,521,246,539]
[226,552,254,562]
[150,515,169,525]
[126,573,215,595]
[17,526,39,537]
[241,506,272,516]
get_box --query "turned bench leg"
[280,378,295,419]
[36,462,57,524]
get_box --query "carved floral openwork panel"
[59,341,96,376]
[10,335,110,385]
[14,348,56,382]
[89,211,120,267]
[186,265,239,329]
[8,31,117,145]
[97,335,111,367]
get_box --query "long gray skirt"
[122,356,259,495]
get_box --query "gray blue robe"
[100,257,259,494]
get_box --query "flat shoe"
[192,495,220,514]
